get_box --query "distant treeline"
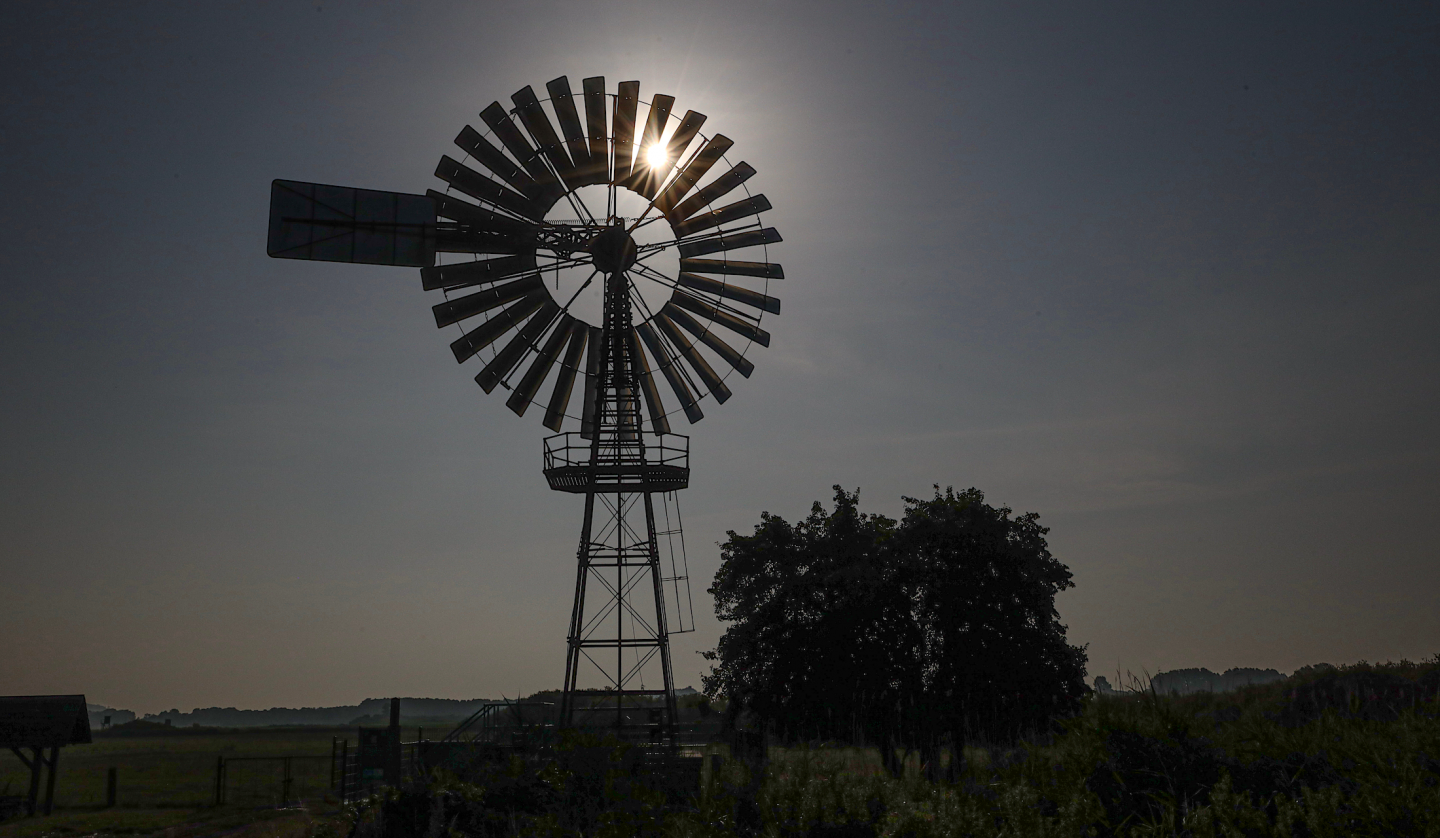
[116,697,499,728]
[86,703,137,729]
[1095,666,1317,696]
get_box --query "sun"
[645,143,667,169]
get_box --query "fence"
[213,755,332,807]
[326,716,729,804]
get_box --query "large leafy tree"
[704,486,1087,775]
[899,487,1089,745]
[703,488,910,744]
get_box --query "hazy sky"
[3,1,1437,715]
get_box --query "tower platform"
[542,432,690,493]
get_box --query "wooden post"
[384,698,401,784]
[281,757,293,807]
[338,741,348,802]
[24,747,42,816]
[214,756,225,806]
[106,767,117,808]
[43,747,59,815]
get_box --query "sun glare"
[645,143,667,169]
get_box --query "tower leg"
[643,491,678,747]
[560,490,597,729]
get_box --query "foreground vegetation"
[342,660,1439,837]
[5,661,1436,835]
[0,805,323,838]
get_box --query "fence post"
[338,741,348,802]
[282,757,293,807]
[43,746,60,816]
[214,756,225,806]
[106,767,117,808]
[384,698,401,785]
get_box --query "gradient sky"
[3,1,1437,715]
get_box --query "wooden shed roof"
[0,695,92,748]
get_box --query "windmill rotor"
[423,76,783,431]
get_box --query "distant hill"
[138,697,498,728]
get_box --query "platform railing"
[542,433,690,493]
[543,432,688,469]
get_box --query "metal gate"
[214,755,331,807]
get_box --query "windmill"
[267,75,783,743]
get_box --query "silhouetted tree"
[703,488,908,743]
[897,487,1089,774]
[704,486,1087,778]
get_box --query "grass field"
[0,725,426,810]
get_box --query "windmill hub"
[586,223,637,274]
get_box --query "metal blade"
[639,95,674,159]
[581,76,610,187]
[476,300,562,393]
[448,292,547,362]
[669,290,771,347]
[637,323,703,423]
[677,272,781,314]
[543,322,588,431]
[580,325,602,438]
[428,190,533,254]
[435,156,543,221]
[426,190,536,238]
[512,85,578,187]
[421,253,537,291]
[480,102,563,207]
[267,179,436,267]
[672,194,772,238]
[668,110,707,156]
[432,275,544,328]
[662,303,755,377]
[546,77,590,175]
[628,328,672,434]
[508,314,575,416]
[669,162,757,222]
[676,227,782,258]
[654,311,731,403]
[622,94,673,194]
[435,233,523,255]
[653,135,732,216]
[638,109,707,200]
[679,257,784,279]
[454,126,544,203]
[611,81,640,183]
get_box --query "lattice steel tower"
[266,75,784,743]
[543,240,690,738]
